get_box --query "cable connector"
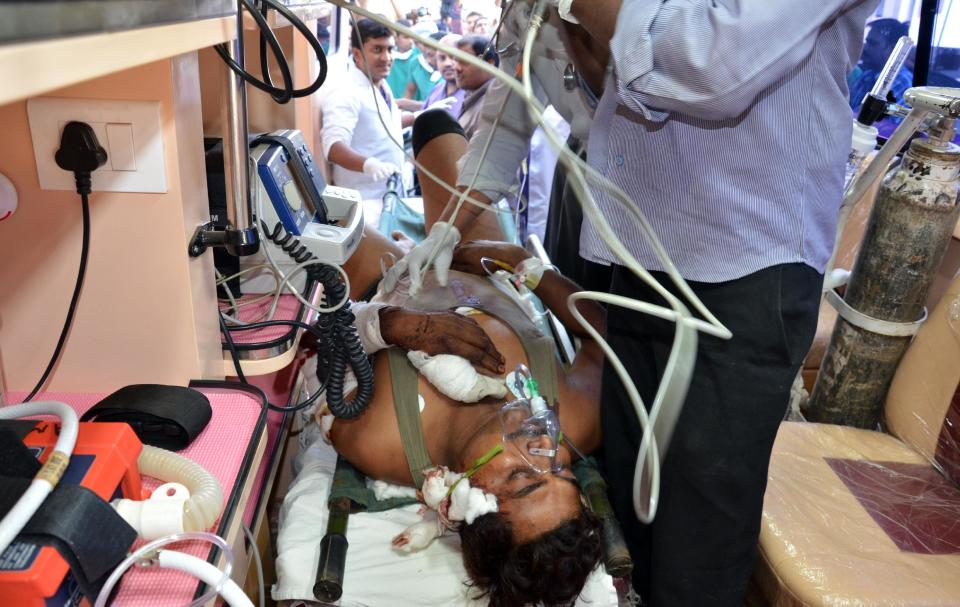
[55,121,107,195]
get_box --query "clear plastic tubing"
[93,531,233,607]
[869,36,913,100]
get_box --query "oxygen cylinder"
[806,135,960,428]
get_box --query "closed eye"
[507,466,536,482]
[512,480,547,499]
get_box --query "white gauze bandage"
[393,466,499,553]
[392,509,443,553]
[447,477,498,525]
[349,301,391,354]
[407,350,508,403]
[367,478,418,501]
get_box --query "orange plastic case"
[0,422,143,607]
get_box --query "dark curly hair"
[459,506,603,607]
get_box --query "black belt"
[81,384,212,451]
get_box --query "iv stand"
[189,0,260,258]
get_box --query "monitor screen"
[282,179,304,212]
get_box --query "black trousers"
[543,136,613,293]
[599,262,821,606]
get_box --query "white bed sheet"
[273,431,619,607]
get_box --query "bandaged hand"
[381,221,461,296]
[380,307,505,375]
[408,350,508,403]
[451,240,531,277]
[362,156,399,182]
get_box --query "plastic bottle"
[845,121,879,189]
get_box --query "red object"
[0,421,143,607]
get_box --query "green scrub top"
[386,47,421,99]
[408,55,442,102]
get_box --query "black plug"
[55,121,107,195]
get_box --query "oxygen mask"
[499,398,562,474]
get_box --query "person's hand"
[379,307,505,375]
[451,240,531,277]
[381,221,460,295]
[362,157,400,182]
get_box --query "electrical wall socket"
[27,98,167,193]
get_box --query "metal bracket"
[188,221,259,257]
[826,288,927,337]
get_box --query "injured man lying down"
[305,233,608,607]
[285,109,609,607]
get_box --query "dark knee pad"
[412,109,465,158]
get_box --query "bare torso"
[329,312,602,486]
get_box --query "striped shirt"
[580,0,880,283]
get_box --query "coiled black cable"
[261,221,375,419]
[262,220,313,263]
[215,0,328,104]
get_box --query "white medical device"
[240,130,363,293]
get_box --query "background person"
[848,18,913,112]
[453,35,499,138]
[405,20,444,102]
[321,18,407,200]
[386,18,422,109]
[423,33,466,116]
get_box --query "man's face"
[422,45,439,69]
[473,18,489,34]
[353,35,395,83]
[455,45,493,91]
[437,48,458,84]
[470,443,582,544]
[861,27,892,71]
[464,15,478,33]
[396,32,413,53]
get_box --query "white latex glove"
[381,221,460,295]
[362,157,400,182]
[431,96,459,113]
[416,97,459,118]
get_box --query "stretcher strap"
[388,347,434,487]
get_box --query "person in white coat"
[321,18,408,201]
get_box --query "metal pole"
[223,5,252,235]
[914,0,939,87]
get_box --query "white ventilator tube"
[0,401,79,556]
[157,550,254,607]
[113,445,224,540]
[95,531,239,607]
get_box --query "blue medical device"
[253,130,328,235]
[242,129,364,293]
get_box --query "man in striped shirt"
[556,1,880,605]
